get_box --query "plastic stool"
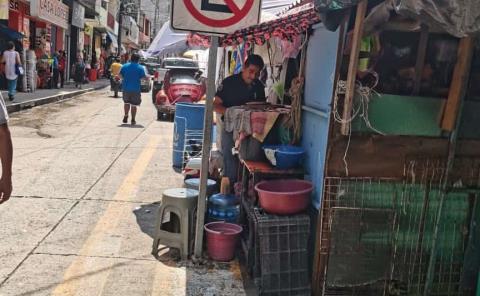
[152,188,198,259]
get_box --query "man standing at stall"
[213,54,266,187]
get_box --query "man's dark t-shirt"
[215,74,266,108]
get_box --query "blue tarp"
[0,24,23,40]
[106,32,118,48]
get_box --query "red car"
[155,68,206,120]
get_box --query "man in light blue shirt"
[119,53,146,125]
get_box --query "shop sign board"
[9,0,18,11]
[0,0,8,20]
[171,0,261,34]
[8,0,30,15]
[72,1,85,28]
[30,0,69,29]
[84,24,93,36]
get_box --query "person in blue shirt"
[52,52,60,89]
[119,53,147,125]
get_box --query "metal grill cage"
[319,158,478,296]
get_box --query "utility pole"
[117,1,124,56]
[153,0,159,36]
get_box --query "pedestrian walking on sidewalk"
[73,57,85,89]
[119,53,146,125]
[110,58,122,98]
[52,52,60,89]
[0,93,13,204]
[1,42,21,101]
[58,51,66,88]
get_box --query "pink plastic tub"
[255,179,313,215]
[204,222,243,261]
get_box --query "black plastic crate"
[239,198,259,277]
[253,208,311,296]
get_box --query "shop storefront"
[7,0,30,49]
[83,23,93,61]
[27,0,68,88]
[30,0,69,52]
[69,1,85,80]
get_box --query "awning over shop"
[315,0,480,37]
[94,27,108,34]
[0,24,24,40]
[107,32,118,48]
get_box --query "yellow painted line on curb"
[51,136,161,296]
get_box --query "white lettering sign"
[31,0,69,29]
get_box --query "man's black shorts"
[123,92,142,106]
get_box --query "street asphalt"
[0,88,246,296]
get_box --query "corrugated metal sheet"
[301,24,340,209]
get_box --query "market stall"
[310,1,480,295]
[178,2,322,294]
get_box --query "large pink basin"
[255,179,313,215]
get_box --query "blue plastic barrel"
[172,103,205,168]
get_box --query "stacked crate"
[253,208,311,296]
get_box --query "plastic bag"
[315,0,361,11]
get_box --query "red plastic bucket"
[89,69,97,81]
[204,222,242,261]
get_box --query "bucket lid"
[185,178,216,187]
[209,193,239,206]
[163,188,199,199]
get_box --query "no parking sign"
[171,0,261,34]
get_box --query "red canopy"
[187,3,320,48]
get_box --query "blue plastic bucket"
[172,103,205,167]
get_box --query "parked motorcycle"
[110,75,122,98]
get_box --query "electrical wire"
[333,74,386,175]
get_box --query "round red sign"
[183,0,255,28]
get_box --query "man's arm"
[0,124,12,204]
[213,96,226,115]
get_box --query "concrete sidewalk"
[2,79,110,114]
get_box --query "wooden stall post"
[340,0,368,136]
[194,36,219,258]
[412,25,429,95]
[441,36,475,131]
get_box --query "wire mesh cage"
[253,208,311,296]
[320,178,400,296]
[318,162,478,296]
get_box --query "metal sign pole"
[194,36,219,258]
